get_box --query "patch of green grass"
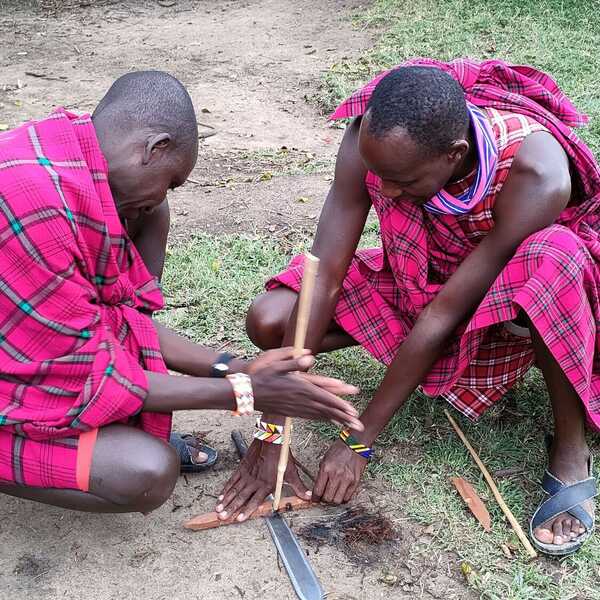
[316,0,600,155]
[159,234,600,600]
[157,234,305,353]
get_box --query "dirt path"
[0,2,472,599]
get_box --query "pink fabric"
[0,109,171,455]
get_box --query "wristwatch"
[210,352,236,378]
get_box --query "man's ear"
[142,133,171,165]
[447,139,469,165]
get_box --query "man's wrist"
[210,353,245,377]
[229,358,249,373]
[339,428,374,460]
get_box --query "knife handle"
[231,430,249,459]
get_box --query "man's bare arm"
[282,118,372,350]
[130,199,170,279]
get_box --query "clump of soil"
[298,506,398,565]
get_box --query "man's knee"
[246,291,291,350]
[91,428,179,512]
[128,442,179,512]
[524,225,586,263]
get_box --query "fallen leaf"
[296,196,310,203]
[0,124,9,131]
[460,561,472,578]
[259,172,272,182]
[451,476,492,532]
[211,260,220,272]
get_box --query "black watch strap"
[210,352,236,378]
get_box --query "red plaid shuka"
[268,59,600,430]
[0,109,170,490]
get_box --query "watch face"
[214,363,229,373]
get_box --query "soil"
[0,2,474,599]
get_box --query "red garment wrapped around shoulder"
[0,109,170,442]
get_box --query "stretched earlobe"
[142,133,171,165]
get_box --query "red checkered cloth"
[268,59,600,430]
[0,109,170,489]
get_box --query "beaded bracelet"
[226,373,254,416]
[339,429,374,460]
[253,418,284,444]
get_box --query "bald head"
[92,71,198,221]
[93,70,198,154]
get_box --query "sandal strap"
[531,477,597,531]
[542,470,565,496]
[169,433,194,463]
[567,503,595,530]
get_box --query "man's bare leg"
[246,288,357,352]
[0,424,179,513]
[528,318,593,547]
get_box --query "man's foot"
[169,433,218,473]
[531,442,596,554]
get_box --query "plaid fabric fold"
[0,109,171,445]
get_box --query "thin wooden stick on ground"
[273,252,320,511]
[444,409,538,559]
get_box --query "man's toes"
[189,448,208,464]
[562,518,575,538]
[571,518,585,537]
[552,519,565,545]
[533,526,554,544]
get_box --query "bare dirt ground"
[0,2,473,598]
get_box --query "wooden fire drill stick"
[273,253,320,511]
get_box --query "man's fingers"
[286,466,312,500]
[261,347,311,362]
[217,474,247,512]
[217,482,258,520]
[312,468,328,503]
[235,487,270,522]
[268,355,316,375]
[298,373,359,395]
[333,480,351,505]
[321,477,341,504]
[217,471,242,506]
[299,383,360,415]
[344,481,360,503]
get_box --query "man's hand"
[216,440,309,521]
[245,347,309,374]
[250,351,362,429]
[312,439,368,504]
[247,347,359,395]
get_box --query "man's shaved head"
[365,67,469,155]
[92,70,198,221]
[358,67,473,206]
[93,70,198,154]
